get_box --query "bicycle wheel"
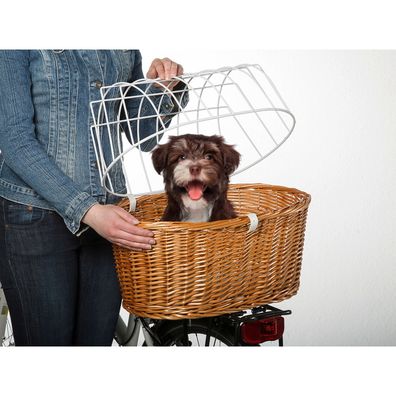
[155,318,238,346]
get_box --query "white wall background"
[137,50,396,346]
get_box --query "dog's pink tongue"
[187,184,203,200]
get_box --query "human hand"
[82,204,155,251]
[146,57,184,90]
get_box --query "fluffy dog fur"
[151,134,240,222]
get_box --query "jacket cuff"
[144,84,174,115]
[64,192,98,234]
[145,81,189,116]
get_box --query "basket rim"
[120,183,311,231]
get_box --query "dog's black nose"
[189,165,201,176]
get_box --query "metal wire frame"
[90,64,296,198]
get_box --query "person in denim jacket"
[0,50,185,346]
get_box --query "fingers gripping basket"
[113,184,310,319]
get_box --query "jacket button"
[92,80,103,89]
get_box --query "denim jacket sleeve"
[122,51,189,152]
[0,50,98,233]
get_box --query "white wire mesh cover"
[89,64,295,198]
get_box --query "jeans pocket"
[5,201,46,227]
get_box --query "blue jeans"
[0,197,121,346]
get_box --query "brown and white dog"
[151,134,240,222]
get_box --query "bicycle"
[1,284,291,347]
[114,304,291,346]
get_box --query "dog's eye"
[178,155,186,161]
[204,154,213,160]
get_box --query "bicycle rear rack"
[223,304,292,324]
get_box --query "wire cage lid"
[89,64,296,199]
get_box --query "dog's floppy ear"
[221,141,241,176]
[210,135,240,176]
[151,143,169,174]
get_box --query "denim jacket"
[0,50,181,234]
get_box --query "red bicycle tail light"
[241,316,285,345]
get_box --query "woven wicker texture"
[113,184,311,319]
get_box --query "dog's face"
[152,134,240,205]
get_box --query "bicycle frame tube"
[114,313,157,346]
[0,288,8,343]
[114,313,141,346]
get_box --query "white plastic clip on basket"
[90,64,311,319]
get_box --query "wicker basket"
[113,183,311,319]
